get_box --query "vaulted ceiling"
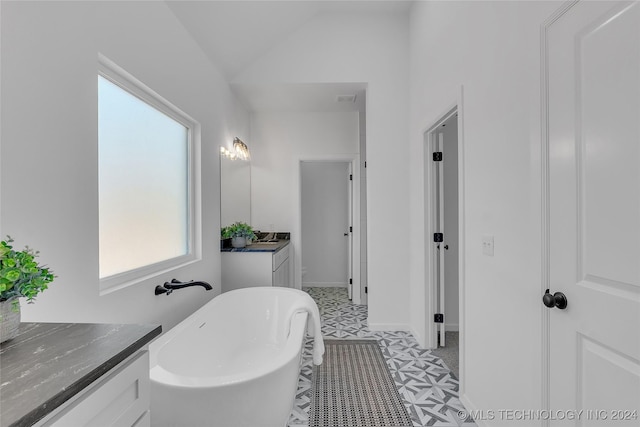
[167,1,412,80]
[166,1,411,112]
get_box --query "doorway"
[425,106,462,377]
[300,161,353,293]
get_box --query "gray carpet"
[309,339,413,427]
[431,331,459,379]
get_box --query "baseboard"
[368,323,411,332]
[445,323,459,332]
[302,282,348,288]
[460,394,491,427]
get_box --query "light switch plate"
[482,235,494,256]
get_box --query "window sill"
[99,256,200,296]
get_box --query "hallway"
[289,288,475,426]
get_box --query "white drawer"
[132,410,150,427]
[44,351,149,427]
[273,244,290,271]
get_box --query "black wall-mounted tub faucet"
[155,279,213,296]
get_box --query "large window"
[98,59,198,291]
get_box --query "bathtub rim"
[149,287,310,389]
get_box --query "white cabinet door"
[222,245,291,291]
[546,1,640,424]
[221,252,273,292]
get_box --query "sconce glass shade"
[233,137,250,160]
[220,146,236,160]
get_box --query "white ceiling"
[167,1,412,80]
[166,1,410,113]
[231,82,367,113]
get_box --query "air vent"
[336,94,357,103]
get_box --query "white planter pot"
[0,299,20,343]
[231,236,247,248]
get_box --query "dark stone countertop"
[221,239,290,253]
[0,322,161,427]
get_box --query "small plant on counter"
[221,222,257,240]
[0,236,55,309]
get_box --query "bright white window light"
[98,74,190,280]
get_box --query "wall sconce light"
[220,138,250,161]
[233,137,250,160]
[220,146,237,160]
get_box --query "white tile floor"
[288,287,476,427]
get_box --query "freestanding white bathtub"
[149,287,323,427]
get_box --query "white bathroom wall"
[301,162,350,287]
[408,0,561,423]
[236,11,410,329]
[250,111,359,290]
[0,0,3,235]
[0,1,249,331]
[250,111,359,231]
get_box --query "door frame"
[540,1,579,423]
[294,155,362,303]
[423,87,466,380]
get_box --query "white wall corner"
[410,325,428,349]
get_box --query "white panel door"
[300,162,350,287]
[348,162,354,299]
[432,132,446,347]
[437,132,445,347]
[547,1,640,424]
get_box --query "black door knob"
[543,289,568,310]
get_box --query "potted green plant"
[221,222,256,249]
[0,236,55,343]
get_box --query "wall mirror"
[220,149,251,228]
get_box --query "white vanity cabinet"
[222,242,292,292]
[0,323,160,427]
[39,351,150,427]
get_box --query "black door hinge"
[433,233,443,242]
[434,313,444,323]
[349,174,353,181]
[365,286,368,294]
[433,152,443,162]
[350,226,353,232]
[365,161,367,168]
[349,278,352,285]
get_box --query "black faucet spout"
[155,279,213,296]
[166,279,213,291]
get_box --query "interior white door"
[442,113,460,336]
[348,162,354,299]
[547,1,640,424]
[436,132,446,347]
[300,162,349,288]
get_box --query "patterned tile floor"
[288,287,476,427]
